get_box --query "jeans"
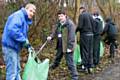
[65,52,78,80]
[52,48,78,80]
[2,46,21,80]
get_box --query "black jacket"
[102,18,117,36]
[76,11,94,34]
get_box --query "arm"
[47,23,57,41]
[49,24,57,39]
[8,16,26,43]
[76,14,84,33]
[68,20,76,50]
[101,23,109,36]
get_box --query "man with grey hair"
[2,3,36,80]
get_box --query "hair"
[79,4,86,10]
[79,6,85,10]
[25,3,36,10]
[57,9,66,15]
[105,17,112,22]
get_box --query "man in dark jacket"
[76,6,94,73]
[47,9,78,80]
[2,3,36,80]
[102,17,118,58]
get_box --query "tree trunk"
[96,0,106,19]
[73,0,80,25]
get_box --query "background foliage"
[0,0,120,79]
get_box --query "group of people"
[76,6,104,73]
[76,6,118,74]
[46,5,118,79]
[1,3,118,80]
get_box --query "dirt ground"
[79,57,120,80]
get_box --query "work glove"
[23,39,31,49]
[23,40,35,53]
[28,46,35,53]
[47,36,52,41]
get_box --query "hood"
[105,17,115,25]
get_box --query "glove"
[67,49,72,53]
[28,46,35,53]
[23,39,31,49]
[47,36,52,41]
[23,40,35,53]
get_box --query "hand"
[47,36,52,41]
[28,46,35,53]
[23,39,31,49]
[67,49,72,53]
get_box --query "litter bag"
[22,51,49,80]
[100,41,104,57]
[73,44,81,65]
[73,41,104,65]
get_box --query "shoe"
[87,68,93,74]
[108,54,114,58]
[78,65,87,72]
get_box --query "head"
[57,9,67,24]
[79,6,86,14]
[25,3,36,19]
[92,7,99,15]
[105,17,112,23]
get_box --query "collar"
[21,8,32,25]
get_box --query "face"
[58,14,66,23]
[26,7,36,19]
[92,7,98,14]
[79,9,84,14]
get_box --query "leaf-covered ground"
[0,45,120,80]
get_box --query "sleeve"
[76,14,83,33]
[90,15,96,33]
[68,21,75,49]
[101,23,109,35]
[8,16,26,43]
[49,24,57,39]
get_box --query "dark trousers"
[53,48,78,80]
[104,35,117,58]
[80,34,94,68]
[93,35,101,66]
[110,40,116,58]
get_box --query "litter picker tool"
[35,40,48,56]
